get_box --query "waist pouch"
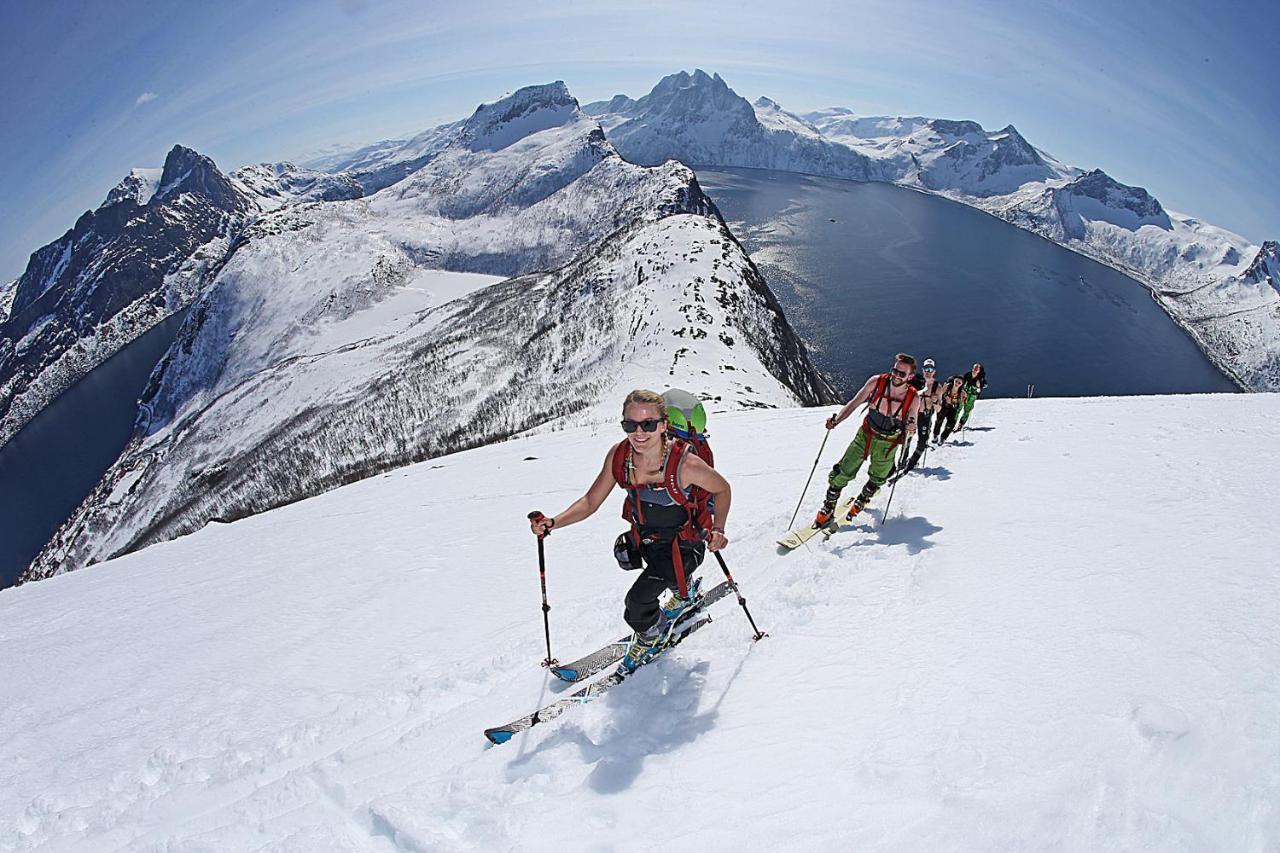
[866,406,903,435]
[613,532,643,571]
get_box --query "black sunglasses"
[621,418,664,433]
[890,368,909,378]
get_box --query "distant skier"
[813,354,923,526]
[529,389,731,672]
[957,362,988,430]
[933,373,968,445]
[894,357,943,478]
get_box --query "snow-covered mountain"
[582,71,1278,390]
[300,119,466,194]
[806,109,1081,196]
[229,161,365,207]
[4,394,1278,850]
[25,83,832,581]
[0,149,382,450]
[982,172,1279,389]
[584,70,879,181]
[0,146,255,447]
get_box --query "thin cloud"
[134,92,158,107]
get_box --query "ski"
[828,501,874,535]
[777,496,857,549]
[551,580,732,682]
[484,613,715,745]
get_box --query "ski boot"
[845,483,879,520]
[660,577,703,623]
[813,486,842,528]
[619,619,669,673]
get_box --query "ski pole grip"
[529,511,553,538]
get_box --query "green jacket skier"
[958,362,987,429]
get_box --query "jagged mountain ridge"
[0,146,256,447]
[25,83,833,581]
[0,149,385,449]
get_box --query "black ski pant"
[624,538,705,634]
[901,411,933,474]
[934,404,959,444]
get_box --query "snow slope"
[3,393,1278,851]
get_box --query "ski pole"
[709,548,767,641]
[787,428,831,530]
[880,439,911,526]
[527,511,557,667]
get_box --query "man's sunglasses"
[924,366,936,372]
[621,418,664,433]
[890,368,910,378]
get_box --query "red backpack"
[609,437,712,597]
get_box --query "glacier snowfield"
[3,394,1278,851]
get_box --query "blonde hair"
[622,389,667,420]
[622,389,670,457]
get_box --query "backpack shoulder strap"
[610,440,631,488]
[662,439,695,509]
[870,373,890,407]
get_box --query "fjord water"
[697,168,1237,398]
[0,313,185,588]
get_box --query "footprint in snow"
[1131,699,1190,742]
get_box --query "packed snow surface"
[3,393,1278,850]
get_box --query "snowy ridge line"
[2,397,1277,850]
[24,82,833,582]
[27,214,831,580]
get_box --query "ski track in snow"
[2,396,1279,850]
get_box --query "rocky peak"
[605,94,636,113]
[459,82,581,152]
[1069,169,1166,220]
[929,119,984,137]
[1243,240,1279,288]
[636,69,752,123]
[991,124,1045,167]
[104,168,163,208]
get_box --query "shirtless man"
[813,353,924,526]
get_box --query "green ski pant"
[828,424,900,491]
[959,393,978,426]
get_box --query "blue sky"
[2,0,1275,283]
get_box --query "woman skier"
[529,389,731,671]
